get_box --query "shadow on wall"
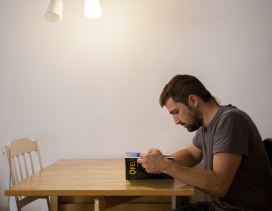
[190,161,211,203]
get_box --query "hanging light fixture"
[44,0,102,23]
[44,0,63,23]
[84,0,102,19]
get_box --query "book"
[125,152,174,180]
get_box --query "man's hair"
[159,74,218,107]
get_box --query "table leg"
[94,197,106,211]
[50,196,58,211]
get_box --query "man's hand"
[137,148,168,174]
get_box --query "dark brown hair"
[159,74,218,107]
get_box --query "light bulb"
[84,0,102,19]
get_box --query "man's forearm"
[163,159,228,197]
[171,149,202,167]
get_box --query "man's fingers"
[137,158,143,163]
[139,152,146,159]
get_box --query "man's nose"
[173,116,180,125]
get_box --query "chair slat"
[16,155,23,182]
[29,152,35,174]
[23,153,29,177]
[11,157,18,184]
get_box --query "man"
[137,74,272,211]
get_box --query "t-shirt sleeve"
[213,111,249,156]
[192,130,203,150]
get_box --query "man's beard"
[185,106,203,132]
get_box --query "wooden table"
[5,159,194,211]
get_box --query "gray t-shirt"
[193,105,272,210]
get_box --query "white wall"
[1,0,272,210]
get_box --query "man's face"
[165,97,203,132]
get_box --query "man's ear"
[188,95,198,108]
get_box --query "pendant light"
[45,0,63,23]
[84,0,102,19]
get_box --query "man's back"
[193,105,272,210]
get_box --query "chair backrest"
[5,138,50,211]
[6,138,43,185]
[263,138,272,168]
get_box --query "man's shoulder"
[218,105,247,120]
[206,105,251,133]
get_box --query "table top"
[5,159,194,197]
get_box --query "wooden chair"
[264,138,272,168]
[5,138,51,211]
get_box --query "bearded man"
[137,74,272,211]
